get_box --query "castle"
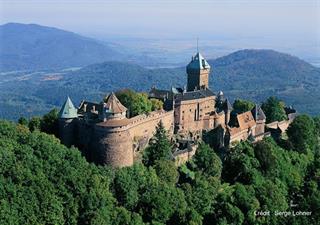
[58,51,296,167]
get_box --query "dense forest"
[1,98,320,224]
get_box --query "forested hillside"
[0,23,122,71]
[1,113,319,224]
[0,49,319,120]
[210,50,320,114]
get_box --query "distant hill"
[209,49,320,114]
[0,23,123,71]
[0,49,319,120]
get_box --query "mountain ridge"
[0,22,123,71]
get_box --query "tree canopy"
[143,121,172,167]
[261,96,287,123]
[1,103,320,224]
[287,114,317,153]
[233,99,255,113]
[115,89,163,117]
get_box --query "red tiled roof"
[237,111,256,129]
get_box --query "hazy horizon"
[1,0,319,64]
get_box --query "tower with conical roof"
[101,92,127,121]
[58,96,78,119]
[186,52,211,91]
[58,96,78,147]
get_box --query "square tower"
[186,52,211,91]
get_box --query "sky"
[0,0,319,62]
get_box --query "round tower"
[58,97,78,147]
[94,92,133,167]
[94,125,133,167]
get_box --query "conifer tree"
[143,121,172,166]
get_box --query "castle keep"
[59,51,295,167]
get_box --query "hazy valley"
[0,23,319,120]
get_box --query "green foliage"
[0,120,118,224]
[113,163,157,211]
[179,163,195,181]
[182,176,220,216]
[254,139,277,176]
[115,89,162,117]
[193,143,222,178]
[1,111,320,224]
[28,116,41,131]
[233,99,255,113]
[18,109,59,136]
[261,96,287,123]
[287,114,317,153]
[143,121,172,167]
[314,116,320,137]
[150,98,164,111]
[40,108,59,136]
[153,160,179,185]
[222,141,260,184]
[140,182,187,223]
[18,117,28,126]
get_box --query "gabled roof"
[149,87,172,99]
[187,52,211,71]
[175,88,215,102]
[104,92,127,114]
[58,96,78,119]
[227,111,256,136]
[237,111,256,130]
[251,105,266,121]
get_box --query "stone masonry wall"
[174,96,215,133]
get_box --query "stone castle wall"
[58,118,75,147]
[187,68,210,91]
[173,145,197,166]
[229,125,256,146]
[128,110,174,137]
[255,121,265,136]
[91,110,174,167]
[199,69,210,89]
[93,125,133,167]
[174,96,215,133]
[76,119,96,161]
